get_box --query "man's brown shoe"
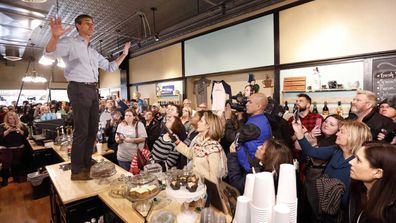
[71,171,92,181]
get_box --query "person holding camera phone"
[115,109,147,171]
[0,112,29,186]
[288,94,324,159]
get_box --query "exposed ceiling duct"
[0,2,46,61]
[0,0,288,61]
[21,0,48,3]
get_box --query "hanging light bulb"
[39,55,55,65]
[22,45,47,83]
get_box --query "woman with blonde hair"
[173,111,227,184]
[115,109,147,170]
[0,112,29,186]
[292,120,372,207]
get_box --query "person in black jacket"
[349,142,396,223]
[144,109,160,150]
[104,110,122,164]
[0,112,29,186]
[348,90,393,140]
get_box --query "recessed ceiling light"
[21,0,48,3]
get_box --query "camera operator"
[228,93,272,173]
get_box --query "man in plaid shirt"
[288,93,324,159]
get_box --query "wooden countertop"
[98,191,144,223]
[50,143,114,162]
[46,156,128,204]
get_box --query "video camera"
[264,97,285,119]
[226,92,248,112]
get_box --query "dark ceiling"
[0,0,285,61]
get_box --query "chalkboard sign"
[372,57,396,101]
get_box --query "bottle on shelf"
[322,101,329,116]
[284,101,289,112]
[348,102,353,117]
[336,101,343,116]
[312,102,318,114]
[293,101,298,113]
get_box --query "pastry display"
[168,173,200,193]
[123,173,160,202]
[170,178,180,190]
[90,159,116,178]
[128,184,159,200]
[178,175,187,186]
[186,181,198,192]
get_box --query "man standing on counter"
[45,14,131,180]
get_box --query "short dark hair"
[75,14,93,31]
[297,93,312,104]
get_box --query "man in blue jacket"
[236,93,272,172]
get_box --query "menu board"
[372,57,396,101]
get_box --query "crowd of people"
[0,88,395,222]
[1,12,395,222]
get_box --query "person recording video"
[228,93,272,172]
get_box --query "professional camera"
[264,97,285,119]
[226,92,248,112]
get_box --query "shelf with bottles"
[283,100,352,118]
[157,94,182,97]
[157,100,182,107]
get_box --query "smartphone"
[293,109,299,123]
[315,118,322,127]
[116,132,125,138]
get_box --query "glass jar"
[90,159,116,178]
[109,174,128,198]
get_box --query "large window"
[184,14,274,76]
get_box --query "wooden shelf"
[282,89,357,93]
[157,94,181,97]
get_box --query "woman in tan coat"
[174,110,227,184]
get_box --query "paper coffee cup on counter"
[96,143,103,154]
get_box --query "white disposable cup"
[250,203,272,223]
[277,164,297,202]
[273,204,291,223]
[252,172,275,209]
[243,174,255,200]
[233,196,250,223]
[96,143,103,154]
[277,199,298,223]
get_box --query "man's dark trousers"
[67,82,99,174]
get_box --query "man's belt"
[69,81,97,86]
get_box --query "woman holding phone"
[0,112,29,186]
[115,109,147,171]
[292,120,372,221]
[304,114,345,178]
